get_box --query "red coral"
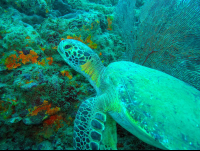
[18,50,39,64]
[43,115,62,126]
[61,70,73,80]
[28,100,60,116]
[46,57,53,65]
[107,16,114,31]
[67,35,97,49]
[4,54,21,70]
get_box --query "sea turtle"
[57,39,200,150]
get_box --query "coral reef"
[0,0,134,150]
[2,0,196,150]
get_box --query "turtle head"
[58,39,105,90]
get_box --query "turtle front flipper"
[73,97,117,150]
[100,113,117,150]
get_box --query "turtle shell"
[101,61,200,150]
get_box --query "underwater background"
[0,0,199,150]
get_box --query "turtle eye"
[65,45,72,50]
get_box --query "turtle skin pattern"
[73,98,106,150]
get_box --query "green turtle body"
[58,39,200,150]
[102,61,200,150]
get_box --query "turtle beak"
[58,41,65,54]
